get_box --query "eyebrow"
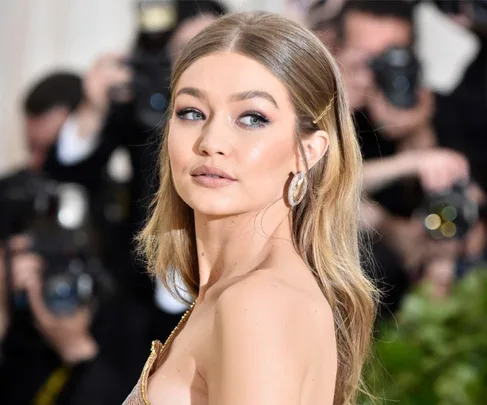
[229,90,279,109]
[176,87,208,101]
[175,87,279,109]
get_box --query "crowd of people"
[1,0,486,404]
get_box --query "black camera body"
[109,0,176,130]
[0,171,113,316]
[128,44,172,129]
[369,46,421,109]
[420,182,479,240]
[110,38,173,131]
[29,219,112,316]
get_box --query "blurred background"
[0,1,486,404]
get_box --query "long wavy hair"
[137,11,378,405]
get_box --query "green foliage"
[363,267,487,405]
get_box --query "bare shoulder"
[207,270,337,404]
[215,268,335,355]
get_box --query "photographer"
[0,234,149,405]
[333,0,486,307]
[0,175,149,404]
[19,73,83,173]
[0,71,86,375]
[0,235,97,398]
[0,71,150,404]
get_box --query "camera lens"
[422,184,479,240]
[370,46,420,109]
[44,273,78,316]
[393,75,411,94]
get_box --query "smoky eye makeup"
[174,104,272,129]
[175,107,206,121]
[237,111,271,129]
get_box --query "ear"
[295,130,329,172]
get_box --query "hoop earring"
[287,171,308,207]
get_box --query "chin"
[181,193,243,218]
[190,203,242,218]
[194,208,238,218]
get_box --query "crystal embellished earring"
[287,171,308,207]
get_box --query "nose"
[195,115,231,157]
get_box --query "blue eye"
[176,108,205,121]
[238,112,269,128]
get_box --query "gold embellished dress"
[122,340,164,405]
[122,302,196,405]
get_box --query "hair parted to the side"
[137,11,378,405]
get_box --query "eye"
[176,108,206,121]
[238,112,270,129]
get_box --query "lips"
[190,165,237,188]
[191,165,236,181]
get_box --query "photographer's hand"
[364,148,469,194]
[367,87,434,138]
[24,274,98,365]
[84,52,133,114]
[404,148,470,192]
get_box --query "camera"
[420,182,479,240]
[110,0,177,129]
[0,171,114,316]
[369,46,421,109]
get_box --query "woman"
[125,11,378,405]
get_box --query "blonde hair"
[137,11,378,405]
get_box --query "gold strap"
[141,301,197,405]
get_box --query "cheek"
[239,139,295,203]
[30,124,54,145]
[241,134,295,179]
[167,130,191,176]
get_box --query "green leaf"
[364,267,487,405]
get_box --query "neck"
[195,202,293,297]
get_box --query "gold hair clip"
[313,93,336,124]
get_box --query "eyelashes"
[175,108,270,129]
[238,111,269,128]
[176,108,205,121]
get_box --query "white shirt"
[56,115,99,165]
